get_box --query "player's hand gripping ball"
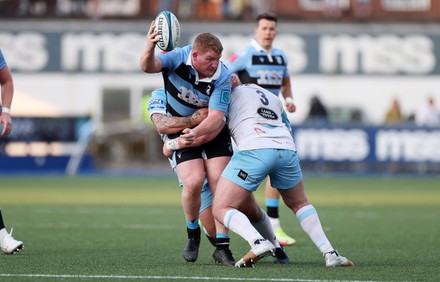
[154,11,180,52]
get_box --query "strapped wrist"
[1,107,11,115]
[165,138,181,151]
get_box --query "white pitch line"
[0,274,384,282]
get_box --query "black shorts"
[173,126,233,165]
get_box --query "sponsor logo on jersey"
[220,89,230,104]
[178,86,208,107]
[148,99,165,106]
[258,107,278,120]
[257,70,283,86]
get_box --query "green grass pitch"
[0,175,439,281]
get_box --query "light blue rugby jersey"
[148,88,167,117]
[225,39,288,96]
[0,49,7,70]
[157,45,231,117]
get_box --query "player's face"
[192,50,221,79]
[254,19,277,50]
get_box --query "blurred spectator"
[194,0,222,20]
[247,0,270,16]
[322,0,343,19]
[415,96,440,127]
[306,95,328,124]
[158,0,179,15]
[384,98,404,124]
[352,0,372,20]
[238,0,272,20]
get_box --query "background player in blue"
[225,13,297,247]
[0,49,13,137]
[140,24,233,263]
[147,88,235,266]
[0,49,24,254]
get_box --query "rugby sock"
[205,234,217,247]
[186,219,201,239]
[296,205,333,254]
[268,217,281,230]
[202,226,217,247]
[215,233,230,250]
[266,198,280,218]
[251,209,281,248]
[266,198,282,230]
[186,219,199,230]
[224,209,263,246]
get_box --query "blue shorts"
[221,149,303,192]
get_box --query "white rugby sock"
[224,209,263,246]
[252,209,281,248]
[296,205,333,254]
[268,217,281,230]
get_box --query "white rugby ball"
[154,11,180,52]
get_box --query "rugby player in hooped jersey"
[225,13,297,247]
[140,22,234,265]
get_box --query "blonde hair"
[193,32,223,54]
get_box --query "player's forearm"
[165,121,224,151]
[190,121,224,146]
[139,48,159,73]
[281,77,293,100]
[152,109,208,134]
[152,114,195,134]
[1,82,13,109]
[0,71,13,109]
[191,110,225,139]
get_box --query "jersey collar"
[186,50,222,83]
[251,38,273,62]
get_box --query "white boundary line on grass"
[0,274,381,282]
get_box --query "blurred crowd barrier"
[1,0,440,22]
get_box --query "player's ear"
[192,51,198,62]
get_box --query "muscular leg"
[205,156,231,236]
[213,177,263,244]
[177,159,205,224]
[176,158,205,262]
[278,180,333,253]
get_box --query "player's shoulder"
[218,63,232,81]
[151,88,166,99]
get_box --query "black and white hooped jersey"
[225,39,289,96]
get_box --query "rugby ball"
[154,11,180,52]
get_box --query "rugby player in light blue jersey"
[225,13,297,247]
[140,28,234,265]
[0,49,24,254]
